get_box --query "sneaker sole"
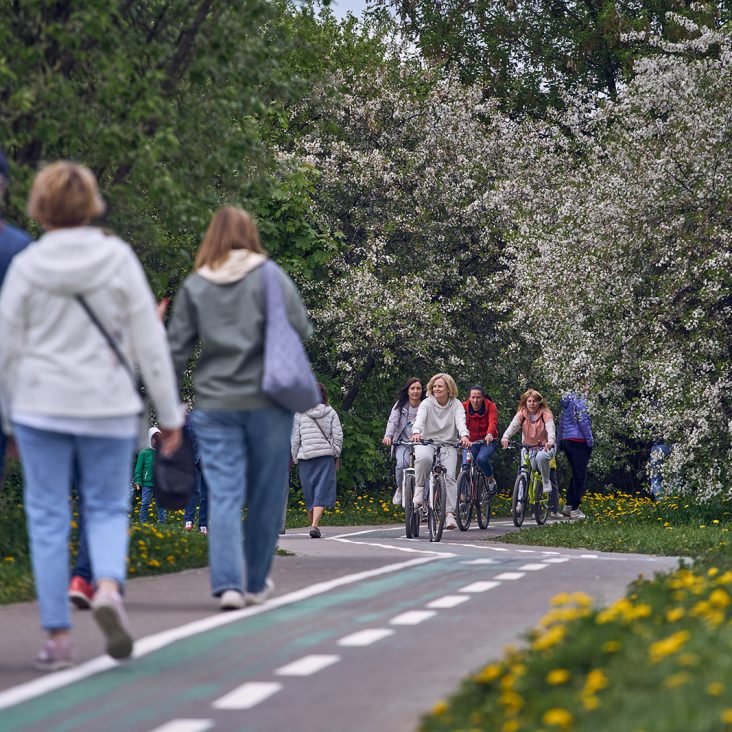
[93,605,133,660]
[35,658,74,672]
[68,592,92,610]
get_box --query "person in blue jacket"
[0,150,32,489]
[557,391,594,519]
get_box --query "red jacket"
[463,398,498,441]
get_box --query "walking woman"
[291,383,343,538]
[0,162,182,669]
[501,389,556,494]
[411,373,470,530]
[168,206,312,610]
[382,377,425,505]
[558,391,593,519]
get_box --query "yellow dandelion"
[542,708,573,727]
[649,630,690,663]
[546,669,571,685]
[432,700,448,716]
[706,682,724,696]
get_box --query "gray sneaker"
[562,505,572,517]
[245,578,275,606]
[92,590,133,660]
[570,509,586,520]
[220,589,245,611]
[392,487,402,505]
[548,511,567,520]
[35,636,74,672]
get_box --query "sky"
[330,0,370,19]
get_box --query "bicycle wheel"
[476,474,491,529]
[455,471,473,531]
[534,478,550,525]
[403,473,415,539]
[512,473,527,528]
[431,474,447,542]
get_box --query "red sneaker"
[68,576,94,610]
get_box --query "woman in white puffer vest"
[291,383,343,538]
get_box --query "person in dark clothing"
[557,391,594,519]
[0,150,32,489]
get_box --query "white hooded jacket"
[0,227,182,430]
[291,404,343,462]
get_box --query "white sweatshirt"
[413,396,468,443]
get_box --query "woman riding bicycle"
[411,373,470,531]
[383,377,426,506]
[501,389,556,494]
[462,385,499,493]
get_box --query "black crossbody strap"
[75,294,143,396]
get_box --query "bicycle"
[506,442,552,527]
[391,439,421,539]
[456,440,494,531]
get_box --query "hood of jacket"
[147,427,161,448]
[11,227,133,295]
[304,404,331,420]
[561,392,586,411]
[197,249,267,285]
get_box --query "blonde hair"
[28,161,105,228]
[518,389,548,412]
[427,373,459,399]
[194,206,264,270]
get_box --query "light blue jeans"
[139,485,166,523]
[524,445,556,489]
[192,407,293,596]
[14,424,135,631]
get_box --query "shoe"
[392,487,402,505]
[220,589,245,610]
[35,636,74,672]
[570,509,586,520]
[548,512,567,520]
[199,526,208,536]
[309,526,321,538]
[562,505,572,517]
[445,513,457,530]
[68,576,94,610]
[92,590,133,660]
[542,482,552,494]
[185,521,194,531]
[486,477,498,496]
[413,486,424,507]
[244,578,275,606]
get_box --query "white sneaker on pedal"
[392,487,402,505]
[413,486,424,507]
[445,513,457,530]
[542,482,552,494]
[570,509,586,520]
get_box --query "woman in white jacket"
[291,383,343,538]
[411,373,470,530]
[0,162,182,670]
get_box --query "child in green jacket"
[134,427,166,523]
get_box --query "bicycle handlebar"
[504,441,545,449]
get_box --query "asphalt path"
[0,521,679,732]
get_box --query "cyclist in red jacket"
[462,386,499,493]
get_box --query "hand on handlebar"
[459,436,471,448]
[544,440,555,451]
[411,433,423,442]
[383,436,392,447]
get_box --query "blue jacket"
[557,393,594,447]
[0,221,32,287]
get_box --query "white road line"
[580,554,599,558]
[338,629,395,647]
[329,527,406,539]
[516,549,536,553]
[390,610,437,625]
[148,721,214,732]
[330,536,456,557]
[518,563,549,571]
[543,557,571,564]
[442,543,509,552]
[541,551,562,555]
[0,555,442,712]
[427,595,471,609]
[212,682,282,710]
[461,558,498,565]
[275,655,340,676]
[458,581,501,593]
[493,572,525,581]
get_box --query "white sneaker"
[184,521,193,531]
[548,511,566,520]
[220,589,245,611]
[392,487,402,505]
[570,509,586,520]
[413,486,424,507]
[542,482,552,494]
[245,578,275,606]
[562,505,572,517]
[445,513,457,530]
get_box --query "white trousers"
[414,443,459,513]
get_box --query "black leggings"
[561,440,592,510]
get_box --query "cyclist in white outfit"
[411,373,470,531]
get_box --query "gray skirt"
[298,455,337,510]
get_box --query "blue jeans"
[465,441,498,478]
[72,462,92,583]
[139,485,166,523]
[184,464,209,527]
[14,424,135,631]
[192,407,293,596]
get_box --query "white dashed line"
[518,563,549,571]
[427,595,471,609]
[275,655,340,676]
[580,554,599,559]
[493,572,525,581]
[148,721,214,732]
[543,557,571,564]
[516,549,536,553]
[459,581,501,593]
[541,551,562,555]
[443,543,509,552]
[461,558,498,565]
[390,610,437,625]
[337,629,395,647]
[212,682,282,710]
